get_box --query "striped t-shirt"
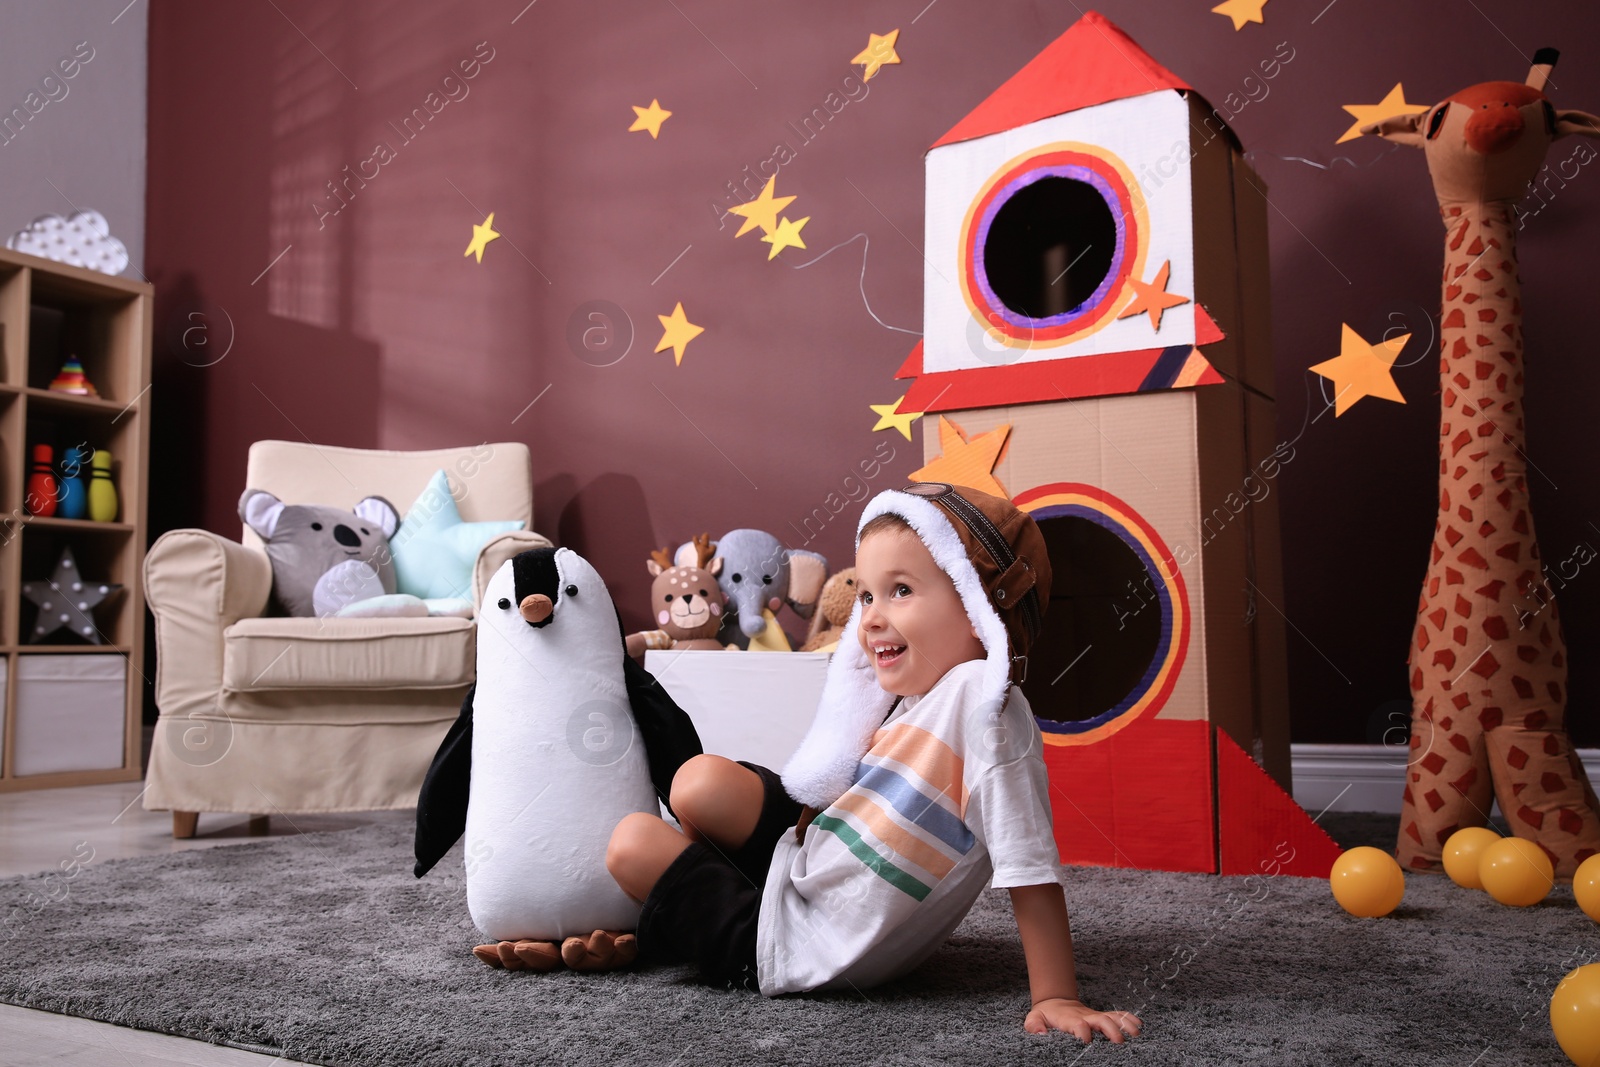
[756,658,1066,996]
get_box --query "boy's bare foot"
[472,940,563,971]
[560,930,638,971]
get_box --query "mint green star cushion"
[391,469,525,600]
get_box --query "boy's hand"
[1024,998,1142,1043]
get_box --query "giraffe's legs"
[1397,706,1496,872]
[1483,715,1600,881]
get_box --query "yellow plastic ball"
[1478,837,1554,907]
[1574,855,1600,923]
[1442,826,1503,889]
[1551,964,1600,1067]
[1330,846,1405,917]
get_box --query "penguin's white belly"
[464,692,657,941]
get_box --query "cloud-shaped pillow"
[7,210,129,276]
[390,469,524,600]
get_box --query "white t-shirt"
[756,658,1067,996]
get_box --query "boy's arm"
[1008,882,1141,1042]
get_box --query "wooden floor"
[0,727,411,1065]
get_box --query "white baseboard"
[1290,744,1600,816]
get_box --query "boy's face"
[855,525,986,697]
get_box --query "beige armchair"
[143,441,550,837]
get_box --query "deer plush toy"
[1365,49,1600,878]
[625,534,732,658]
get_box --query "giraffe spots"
[1468,484,1484,500]
[1439,488,1451,511]
[1458,546,1489,569]
[1432,649,1456,670]
[1416,624,1430,650]
[1463,292,1480,304]
[1452,338,1469,359]
[1411,666,1424,691]
[1478,521,1496,538]
[1453,263,1469,279]
[1549,681,1564,706]
[1483,616,1508,641]
[1559,809,1587,836]
[1438,716,1454,730]
[1428,577,1441,599]
[1495,542,1521,563]
[1511,297,1521,316]
[1460,403,1478,418]
[1476,334,1492,348]
[1423,789,1445,812]
[1448,206,1463,217]
[1454,595,1473,618]
[1433,542,1446,564]
[1490,461,1506,480]
[1446,284,1462,300]
[1453,372,1472,391]
[1473,268,1494,282]
[1466,235,1485,255]
[1443,308,1466,328]
[1494,288,1506,298]
[1474,579,1504,599]
[1518,804,1545,829]
[1451,767,1477,793]
[1513,675,1535,698]
[1450,221,1470,250]
[1512,511,1529,534]
[1507,745,1528,769]
[1453,692,1472,711]
[1496,489,1512,510]
[1513,781,1527,796]
[1420,752,1447,775]
[1474,361,1494,379]
[1476,422,1495,439]
[1445,567,1464,586]
[1452,625,1468,646]
[1542,771,1564,794]
[1470,650,1500,678]
[1554,650,1565,668]
[1428,607,1448,630]
[1480,706,1503,730]
[1449,733,1473,756]
[1405,822,1424,845]
[1459,506,1475,524]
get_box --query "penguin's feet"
[560,929,638,972]
[472,939,564,971]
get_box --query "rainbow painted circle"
[1014,483,1188,746]
[961,142,1147,350]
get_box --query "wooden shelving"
[0,246,150,792]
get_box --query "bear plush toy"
[240,489,402,617]
[799,568,856,653]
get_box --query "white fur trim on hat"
[780,489,1013,809]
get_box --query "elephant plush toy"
[676,530,826,650]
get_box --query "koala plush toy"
[240,489,401,618]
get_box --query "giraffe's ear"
[1554,109,1600,139]
[1363,110,1427,147]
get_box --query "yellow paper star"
[870,397,923,440]
[727,176,796,238]
[761,215,809,260]
[1309,324,1409,416]
[852,29,901,82]
[629,99,672,139]
[655,302,704,366]
[464,212,500,264]
[910,416,1010,500]
[1210,0,1268,31]
[1337,83,1428,144]
[1116,260,1190,332]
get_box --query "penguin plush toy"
[413,546,702,971]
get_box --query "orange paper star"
[1116,260,1190,332]
[1338,83,1428,144]
[1309,323,1409,416]
[1211,0,1269,31]
[909,416,1010,500]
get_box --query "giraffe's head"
[1363,49,1600,209]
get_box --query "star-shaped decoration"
[761,215,810,260]
[656,302,704,365]
[727,176,796,238]
[1116,260,1190,332]
[629,98,672,139]
[1309,323,1409,416]
[391,470,526,599]
[1210,0,1269,31]
[870,396,923,440]
[464,212,500,263]
[1338,83,1428,144]
[852,29,901,82]
[23,546,121,644]
[909,416,1011,500]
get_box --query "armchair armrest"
[145,529,274,719]
[472,529,555,605]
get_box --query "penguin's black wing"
[413,684,474,878]
[622,654,703,819]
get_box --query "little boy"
[604,482,1141,1042]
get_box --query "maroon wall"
[146,0,1600,745]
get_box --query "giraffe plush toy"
[1366,50,1600,878]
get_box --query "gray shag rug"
[1,812,1594,1066]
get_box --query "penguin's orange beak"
[520,594,552,624]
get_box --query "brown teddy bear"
[799,568,857,653]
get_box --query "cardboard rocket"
[897,11,1339,876]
